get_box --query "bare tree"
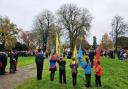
[110,16,128,51]
[57,3,92,50]
[19,30,36,50]
[32,10,55,52]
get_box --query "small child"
[95,61,102,87]
[57,55,66,84]
[78,56,91,87]
[70,57,78,86]
[49,54,57,81]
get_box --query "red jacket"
[95,65,102,76]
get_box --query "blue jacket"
[35,52,44,64]
[78,57,91,74]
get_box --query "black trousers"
[95,75,102,86]
[85,74,91,87]
[10,62,15,73]
[15,60,18,71]
[0,66,6,75]
[59,70,66,84]
[90,60,94,68]
[36,62,43,80]
[50,71,55,81]
[72,73,77,86]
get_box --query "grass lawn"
[6,56,35,68]
[16,57,128,89]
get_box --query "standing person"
[88,50,95,68]
[78,56,91,87]
[95,61,102,87]
[14,51,18,71]
[49,54,57,81]
[35,49,44,80]
[10,51,16,73]
[0,53,2,74]
[57,55,66,84]
[70,57,78,86]
[1,52,7,75]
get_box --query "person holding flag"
[70,44,79,86]
[77,47,91,87]
[49,53,57,81]
[56,33,67,84]
[95,61,102,87]
[70,57,78,86]
[93,47,102,87]
[49,33,60,81]
[57,55,66,84]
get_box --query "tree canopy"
[0,16,19,50]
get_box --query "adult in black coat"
[14,51,19,71]
[0,52,7,75]
[35,49,45,80]
[88,50,95,68]
[10,52,16,73]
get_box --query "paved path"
[0,64,36,89]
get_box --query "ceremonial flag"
[77,46,83,59]
[56,33,60,57]
[73,44,77,58]
[93,47,101,67]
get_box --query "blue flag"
[77,47,83,58]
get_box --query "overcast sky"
[1,0,128,44]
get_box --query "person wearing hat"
[78,56,91,87]
[57,55,66,84]
[70,57,78,86]
[35,49,44,80]
[49,53,57,81]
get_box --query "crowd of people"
[35,48,127,87]
[100,49,128,60]
[117,49,128,60]
[0,51,19,75]
[35,49,102,88]
[0,47,127,88]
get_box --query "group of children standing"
[49,53,102,87]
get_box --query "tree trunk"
[115,35,118,52]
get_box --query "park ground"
[0,56,128,89]
[16,56,128,89]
